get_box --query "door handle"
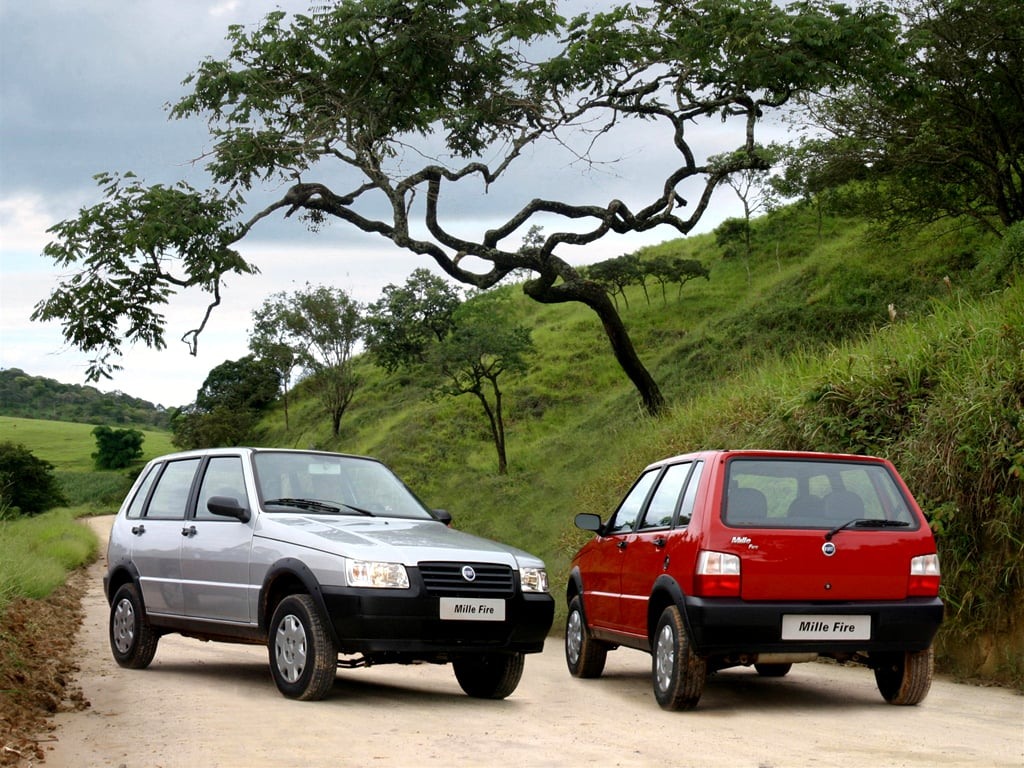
[653,536,667,548]
[617,540,628,550]
[131,524,146,536]
[181,525,197,537]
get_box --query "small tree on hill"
[91,425,145,470]
[429,293,534,475]
[0,442,67,517]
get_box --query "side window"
[125,464,159,520]
[677,461,704,526]
[639,463,692,530]
[144,459,201,520]
[196,456,249,521]
[607,469,659,535]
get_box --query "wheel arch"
[105,563,141,606]
[648,574,689,644]
[259,558,340,648]
[565,567,585,605]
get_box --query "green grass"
[0,508,99,614]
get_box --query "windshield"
[252,451,435,520]
[722,458,919,530]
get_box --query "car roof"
[643,449,889,473]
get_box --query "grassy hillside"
[260,208,1022,685]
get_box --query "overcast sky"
[0,1,759,410]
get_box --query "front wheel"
[652,605,706,711]
[109,583,159,669]
[268,594,337,701]
[873,647,934,705]
[565,595,608,678]
[453,652,524,699]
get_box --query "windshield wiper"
[825,518,910,541]
[263,498,342,514]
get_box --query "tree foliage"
[429,292,534,474]
[365,269,462,374]
[0,368,169,427]
[172,356,280,449]
[251,285,363,437]
[34,0,902,416]
[0,442,67,518]
[91,425,145,470]
[787,0,1024,233]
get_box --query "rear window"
[723,458,918,530]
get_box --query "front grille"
[418,562,515,597]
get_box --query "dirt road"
[44,517,1023,768]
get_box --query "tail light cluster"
[694,550,741,597]
[908,553,941,596]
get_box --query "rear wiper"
[825,518,910,541]
[263,498,341,514]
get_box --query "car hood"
[255,513,545,568]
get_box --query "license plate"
[439,597,506,622]
[781,614,871,641]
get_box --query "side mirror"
[574,513,603,533]
[432,509,453,526]
[207,496,251,523]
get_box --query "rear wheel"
[565,595,608,678]
[453,652,524,699]
[754,663,792,677]
[268,594,337,701]
[652,605,706,711]
[109,583,158,669]
[873,647,934,705]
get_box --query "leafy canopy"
[35,0,901,417]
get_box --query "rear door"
[180,455,255,623]
[618,461,700,637]
[132,458,202,616]
[719,457,926,601]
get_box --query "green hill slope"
[258,208,1022,685]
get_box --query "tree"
[32,0,902,416]
[91,425,145,470]
[0,442,67,517]
[710,146,781,266]
[365,269,462,374]
[286,285,364,437]
[648,255,710,303]
[430,292,534,474]
[249,295,299,430]
[790,0,1024,234]
[172,356,280,449]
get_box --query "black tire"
[873,647,934,705]
[452,652,525,699]
[565,595,608,678]
[109,582,159,669]
[754,663,792,678]
[652,605,706,711]
[268,594,337,701]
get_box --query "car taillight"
[694,550,741,597]
[908,553,941,596]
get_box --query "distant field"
[0,416,175,472]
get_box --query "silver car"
[104,448,554,700]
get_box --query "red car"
[565,450,943,710]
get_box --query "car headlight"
[346,559,410,589]
[520,567,549,593]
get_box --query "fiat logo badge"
[461,565,477,582]
[822,542,837,557]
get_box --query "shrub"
[0,442,68,517]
